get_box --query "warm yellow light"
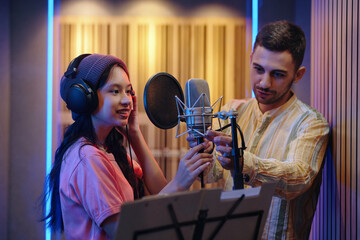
[148,23,156,72]
[61,1,240,18]
[119,1,178,17]
[62,2,109,16]
[191,4,241,17]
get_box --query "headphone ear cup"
[65,79,98,114]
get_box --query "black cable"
[215,122,249,184]
[215,123,246,150]
[126,125,135,172]
[126,125,140,198]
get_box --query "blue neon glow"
[251,0,258,98]
[252,0,258,47]
[46,0,54,239]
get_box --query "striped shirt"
[207,93,329,239]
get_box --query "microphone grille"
[185,79,210,108]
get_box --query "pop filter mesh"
[143,72,184,129]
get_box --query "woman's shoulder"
[62,138,117,180]
[64,138,110,166]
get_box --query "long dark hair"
[41,63,144,232]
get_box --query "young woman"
[43,54,212,239]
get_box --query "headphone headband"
[64,54,91,79]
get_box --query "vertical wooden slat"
[341,0,347,239]
[219,25,226,102]
[358,0,360,234]
[225,23,235,101]
[310,1,316,236]
[323,0,328,237]
[329,1,337,239]
[310,0,315,107]
[335,1,341,238]
[346,1,352,239]
[309,1,316,237]
[351,0,359,238]
[212,24,219,100]
[320,0,326,238]
[325,1,332,238]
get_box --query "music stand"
[115,183,275,240]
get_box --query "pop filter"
[143,72,184,129]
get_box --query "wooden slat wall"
[54,16,250,188]
[310,0,359,239]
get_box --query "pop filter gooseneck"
[143,72,184,129]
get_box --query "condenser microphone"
[185,79,212,188]
[184,79,212,137]
[144,75,225,189]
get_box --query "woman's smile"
[116,108,131,119]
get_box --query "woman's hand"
[186,133,214,153]
[206,130,235,170]
[169,142,213,192]
[117,94,140,136]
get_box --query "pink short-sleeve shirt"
[59,138,142,239]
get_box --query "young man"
[188,21,329,239]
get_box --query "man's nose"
[259,74,271,88]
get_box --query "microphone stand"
[197,137,205,188]
[229,112,244,189]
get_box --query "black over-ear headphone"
[63,54,99,115]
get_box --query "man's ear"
[294,66,306,83]
[250,51,253,64]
